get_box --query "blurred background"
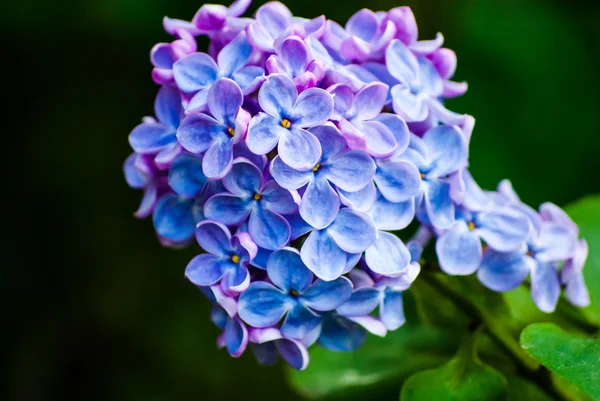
[3,0,599,400]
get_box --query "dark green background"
[3,0,599,400]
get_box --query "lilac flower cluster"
[124,0,590,369]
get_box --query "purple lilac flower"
[246,74,333,170]
[265,35,324,92]
[322,8,396,63]
[186,220,257,294]
[329,82,403,157]
[177,78,251,178]
[204,158,298,250]
[238,248,353,341]
[124,0,590,371]
[270,124,376,229]
[150,28,197,85]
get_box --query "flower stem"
[420,271,577,401]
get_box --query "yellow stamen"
[227,127,235,136]
[468,222,476,231]
[312,163,321,172]
[231,254,240,264]
[420,172,425,179]
[253,193,262,201]
[290,289,300,297]
[280,118,292,129]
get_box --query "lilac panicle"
[123,0,590,371]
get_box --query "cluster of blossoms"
[124,0,590,370]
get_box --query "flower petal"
[267,247,313,293]
[155,85,182,128]
[565,272,591,308]
[336,287,381,316]
[476,208,530,252]
[207,78,243,126]
[279,128,322,171]
[276,338,310,371]
[291,88,333,128]
[353,120,397,158]
[325,150,376,192]
[390,85,427,122]
[535,223,577,263]
[185,254,228,286]
[261,180,298,215]
[238,281,290,327]
[222,158,263,196]
[221,263,250,294]
[270,155,314,190]
[385,39,419,83]
[436,221,482,275]
[152,194,195,243]
[374,159,421,202]
[224,318,248,357]
[217,31,253,78]
[129,123,175,154]
[204,194,252,225]
[177,113,223,154]
[173,52,219,93]
[380,289,405,330]
[300,177,340,230]
[319,314,367,352]
[530,261,560,313]
[374,113,410,155]
[280,35,309,77]
[258,74,297,118]
[202,139,233,179]
[477,250,533,292]
[248,206,291,250]
[338,182,377,212]
[246,113,288,155]
[311,123,346,161]
[370,192,415,231]
[195,220,232,257]
[365,231,411,276]
[281,304,322,340]
[422,125,468,178]
[354,82,388,121]
[346,8,378,41]
[301,230,347,281]
[423,179,455,230]
[328,208,377,253]
[301,276,353,311]
[232,66,265,93]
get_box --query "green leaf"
[565,195,600,324]
[400,332,508,401]
[520,323,600,399]
[287,323,458,400]
[505,376,553,401]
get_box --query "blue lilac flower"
[378,125,468,229]
[246,74,333,170]
[204,158,298,250]
[186,220,257,294]
[301,208,377,281]
[238,248,353,341]
[124,153,167,218]
[128,85,183,167]
[150,28,197,85]
[173,31,263,111]
[249,327,310,370]
[270,124,376,229]
[177,78,251,178]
